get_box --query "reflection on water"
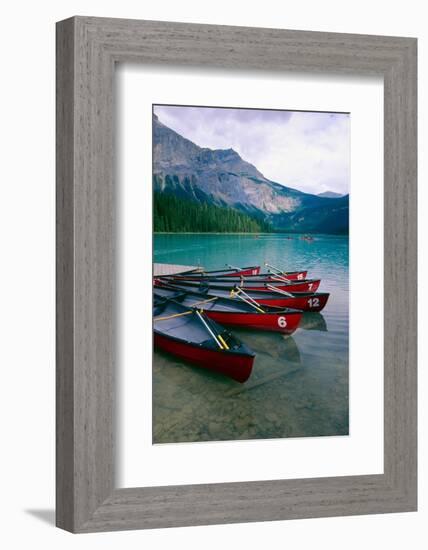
[301,312,328,332]
[153,234,349,443]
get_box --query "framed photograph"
[56,17,417,532]
[151,103,350,444]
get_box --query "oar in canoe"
[155,281,329,313]
[154,287,303,335]
[153,300,255,383]
[263,262,308,281]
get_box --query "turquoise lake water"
[153,234,349,444]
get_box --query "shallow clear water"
[153,234,349,443]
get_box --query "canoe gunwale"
[153,328,256,358]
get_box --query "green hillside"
[154,192,272,233]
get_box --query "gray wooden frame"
[56,16,417,533]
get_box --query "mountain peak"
[213,147,241,160]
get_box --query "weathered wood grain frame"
[56,16,417,533]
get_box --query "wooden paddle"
[195,310,227,350]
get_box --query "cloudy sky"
[153,105,350,196]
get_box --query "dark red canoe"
[175,265,261,278]
[208,266,261,277]
[153,300,255,383]
[155,281,329,312]
[154,287,302,335]
[157,276,321,294]
[170,269,307,281]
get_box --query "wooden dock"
[153,263,200,276]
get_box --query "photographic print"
[152,105,349,444]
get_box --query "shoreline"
[154,232,349,236]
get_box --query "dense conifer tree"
[153,192,271,233]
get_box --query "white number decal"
[308,283,313,290]
[308,297,320,308]
[297,273,303,280]
[278,316,287,328]
[252,269,257,275]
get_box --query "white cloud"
[154,106,350,196]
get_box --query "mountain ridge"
[318,191,344,198]
[153,113,349,233]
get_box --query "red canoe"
[170,270,308,282]
[253,291,329,312]
[210,266,260,277]
[175,265,261,278]
[157,276,321,294]
[156,281,329,312]
[153,300,255,383]
[154,287,302,334]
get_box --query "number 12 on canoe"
[308,297,320,308]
